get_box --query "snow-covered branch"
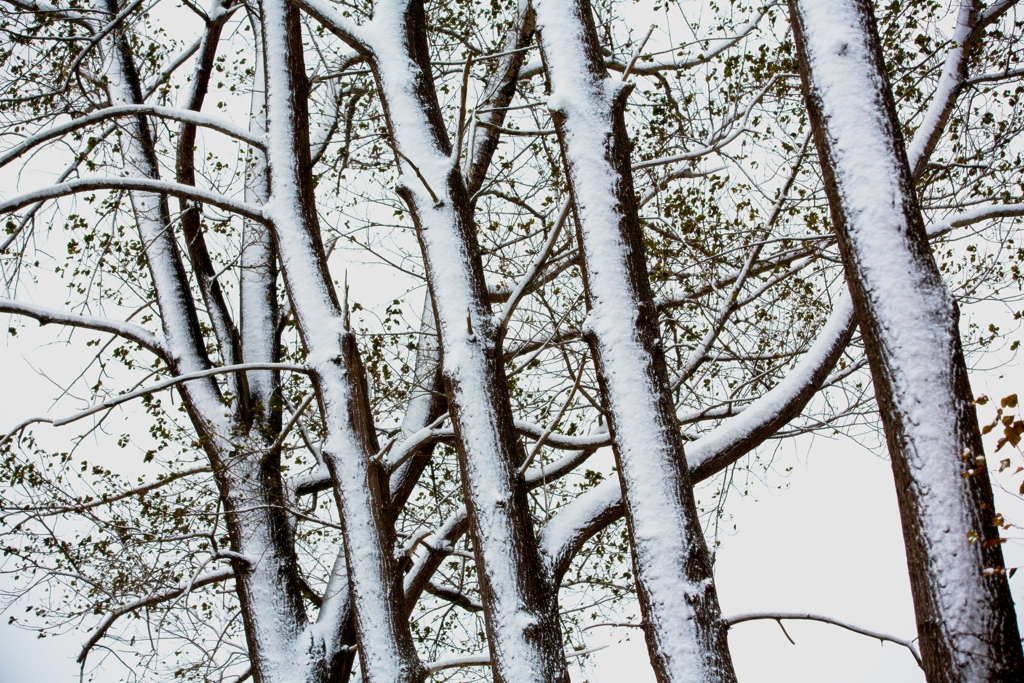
[0,104,263,170]
[905,0,1021,177]
[0,298,168,357]
[928,201,1024,237]
[0,177,266,223]
[538,293,855,581]
[291,0,367,52]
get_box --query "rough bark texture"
[789,1,1024,681]
[534,0,737,681]
[359,2,571,681]
[257,2,424,681]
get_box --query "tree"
[790,0,1023,679]
[0,0,1020,681]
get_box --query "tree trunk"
[533,1,738,681]
[256,2,424,681]
[357,2,571,680]
[789,1,1024,680]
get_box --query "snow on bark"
[356,2,570,680]
[464,0,535,196]
[536,294,852,584]
[390,290,447,507]
[258,2,423,682]
[240,31,279,429]
[533,1,736,681]
[904,0,979,179]
[789,1,1023,680]
[96,6,316,683]
[687,295,855,480]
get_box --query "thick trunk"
[533,1,737,681]
[789,1,1024,680]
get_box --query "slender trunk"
[356,2,570,680]
[256,2,424,681]
[789,2,1023,680]
[533,1,737,681]
[174,0,242,399]
[100,5,312,682]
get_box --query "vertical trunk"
[533,1,738,681]
[99,5,311,682]
[256,2,425,682]
[240,17,280,435]
[789,2,1024,680]
[357,2,571,680]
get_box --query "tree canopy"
[0,0,1021,681]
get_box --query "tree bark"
[357,2,571,680]
[256,2,424,681]
[789,1,1024,680]
[533,1,737,681]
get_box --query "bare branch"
[724,612,923,668]
[2,362,310,445]
[78,567,234,665]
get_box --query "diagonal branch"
[78,567,234,665]
[0,298,168,357]
[1,362,310,445]
[0,104,264,170]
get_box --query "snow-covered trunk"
[389,290,447,507]
[256,3,424,682]
[99,5,314,682]
[322,291,447,683]
[174,0,241,398]
[533,1,737,681]
[789,2,1024,680]
[240,16,281,437]
[360,2,570,681]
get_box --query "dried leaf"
[1002,394,1019,409]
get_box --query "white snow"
[796,0,997,672]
